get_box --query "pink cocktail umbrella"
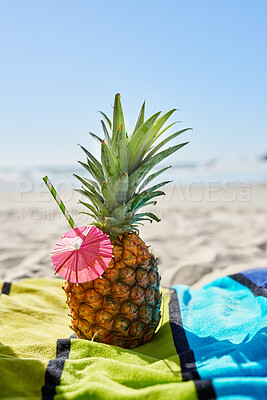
[51,226,112,283]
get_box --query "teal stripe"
[173,275,267,392]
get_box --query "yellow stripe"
[1,278,71,359]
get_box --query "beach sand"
[0,183,266,287]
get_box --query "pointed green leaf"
[129,226,140,232]
[144,109,177,153]
[128,163,155,199]
[78,160,92,175]
[79,211,97,219]
[128,143,188,196]
[74,174,104,203]
[99,111,112,129]
[138,166,171,192]
[83,178,100,192]
[151,121,180,144]
[111,125,128,173]
[79,200,103,219]
[101,141,118,184]
[131,200,158,213]
[132,217,149,222]
[132,101,145,135]
[144,180,172,193]
[92,222,106,230]
[134,212,161,222]
[78,160,105,186]
[88,132,102,144]
[127,111,161,172]
[137,200,157,207]
[101,120,111,148]
[143,142,188,169]
[127,190,165,212]
[87,159,105,184]
[112,94,126,141]
[79,144,103,172]
[75,189,108,216]
[143,130,192,162]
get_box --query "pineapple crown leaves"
[76,93,191,236]
[127,111,162,173]
[132,100,145,135]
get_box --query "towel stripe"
[1,282,11,295]
[230,273,267,298]
[169,288,216,400]
[169,288,200,381]
[42,339,71,400]
[194,380,216,400]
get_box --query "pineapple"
[63,94,190,348]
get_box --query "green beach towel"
[0,271,266,399]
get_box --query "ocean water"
[1,157,267,192]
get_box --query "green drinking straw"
[42,175,76,229]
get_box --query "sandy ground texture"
[0,183,266,288]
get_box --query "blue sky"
[0,0,266,167]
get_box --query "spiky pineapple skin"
[63,233,162,349]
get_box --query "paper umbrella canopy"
[51,226,113,283]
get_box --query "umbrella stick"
[42,175,76,229]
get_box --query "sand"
[0,184,266,287]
